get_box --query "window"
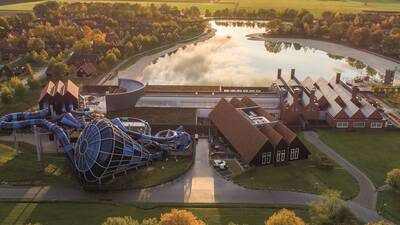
[371,122,383,129]
[353,122,365,128]
[336,121,348,128]
[276,150,281,162]
[261,152,267,165]
[290,148,300,160]
[280,151,285,162]
[267,152,272,164]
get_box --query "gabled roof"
[55,80,65,96]
[260,126,282,145]
[78,62,98,75]
[209,98,268,163]
[230,97,246,108]
[39,80,55,103]
[65,80,79,100]
[274,122,297,143]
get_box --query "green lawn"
[0,87,41,115]
[318,130,400,187]
[0,202,309,225]
[0,141,193,189]
[1,0,400,16]
[0,141,79,187]
[102,155,193,190]
[377,190,400,225]
[232,133,359,200]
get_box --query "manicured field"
[0,202,309,225]
[377,190,400,225]
[232,133,359,200]
[1,0,400,16]
[318,130,400,187]
[0,141,193,189]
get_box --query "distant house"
[209,97,310,167]
[66,53,99,77]
[76,62,98,77]
[0,58,27,78]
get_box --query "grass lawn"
[108,107,197,124]
[232,132,359,200]
[0,141,193,189]
[377,190,400,225]
[318,130,400,187]
[0,202,309,225]
[103,155,193,190]
[0,141,79,187]
[0,87,41,115]
[379,95,400,108]
[1,0,400,16]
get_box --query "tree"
[366,221,392,225]
[28,37,45,52]
[0,16,10,29]
[102,217,139,225]
[264,209,306,225]
[9,76,26,97]
[350,27,370,46]
[386,168,400,189]
[160,209,206,225]
[205,9,212,17]
[104,52,118,66]
[50,62,70,77]
[27,75,41,90]
[329,22,346,40]
[302,13,314,25]
[267,19,284,34]
[124,41,135,56]
[99,61,109,72]
[73,40,92,54]
[0,86,14,104]
[309,190,358,225]
[25,63,34,76]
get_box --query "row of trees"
[265,10,400,59]
[0,1,207,69]
[0,73,40,104]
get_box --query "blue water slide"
[0,119,74,161]
[0,108,49,122]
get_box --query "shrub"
[386,168,400,189]
[27,75,41,90]
[318,156,335,170]
[160,209,205,225]
[0,86,14,103]
[309,190,358,225]
[264,208,306,225]
[102,217,139,225]
[9,77,26,97]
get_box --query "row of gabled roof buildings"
[275,69,385,129]
[209,97,310,166]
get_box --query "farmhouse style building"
[209,97,310,166]
[275,69,385,129]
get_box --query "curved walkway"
[303,131,377,209]
[0,138,386,223]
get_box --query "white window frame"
[370,122,383,129]
[290,148,300,160]
[267,152,272,164]
[353,122,365,128]
[280,151,285,162]
[336,121,348,128]
[276,150,281,162]
[261,152,267,165]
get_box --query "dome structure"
[74,119,151,183]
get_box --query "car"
[213,160,227,170]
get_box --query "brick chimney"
[290,69,296,79]
[335,73,341,84]
[277,68,282,80]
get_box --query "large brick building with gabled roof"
[209,97,310,166]
[39,80,79,114]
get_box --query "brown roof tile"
[65,80,79,100]
[39,80,55,103]
[209,98,268,163]
[260,125,282,145]
[230,97,247,108]
[274,122,297,143]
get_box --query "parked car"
[213,160,227,170]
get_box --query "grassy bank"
[231,133,359,200]
[377,190,400,225]
[0,202,309,225]
[1,0,400,16]
[317,130,400,187]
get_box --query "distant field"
[1,0,400,16]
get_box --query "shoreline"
[248,33,400,81]
[105,29,216,85]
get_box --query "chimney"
[290,69,295,79]
[335,73,341,84]
[351,86,361,106]
[277,68,282,79]
[310,88,316,103]
[293,88,302,104]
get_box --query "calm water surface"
[141,21,377,86]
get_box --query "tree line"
[0,1,207,76]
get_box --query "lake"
[140,20,379,86]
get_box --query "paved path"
[0,139,386,223]
[303,131,377,210]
